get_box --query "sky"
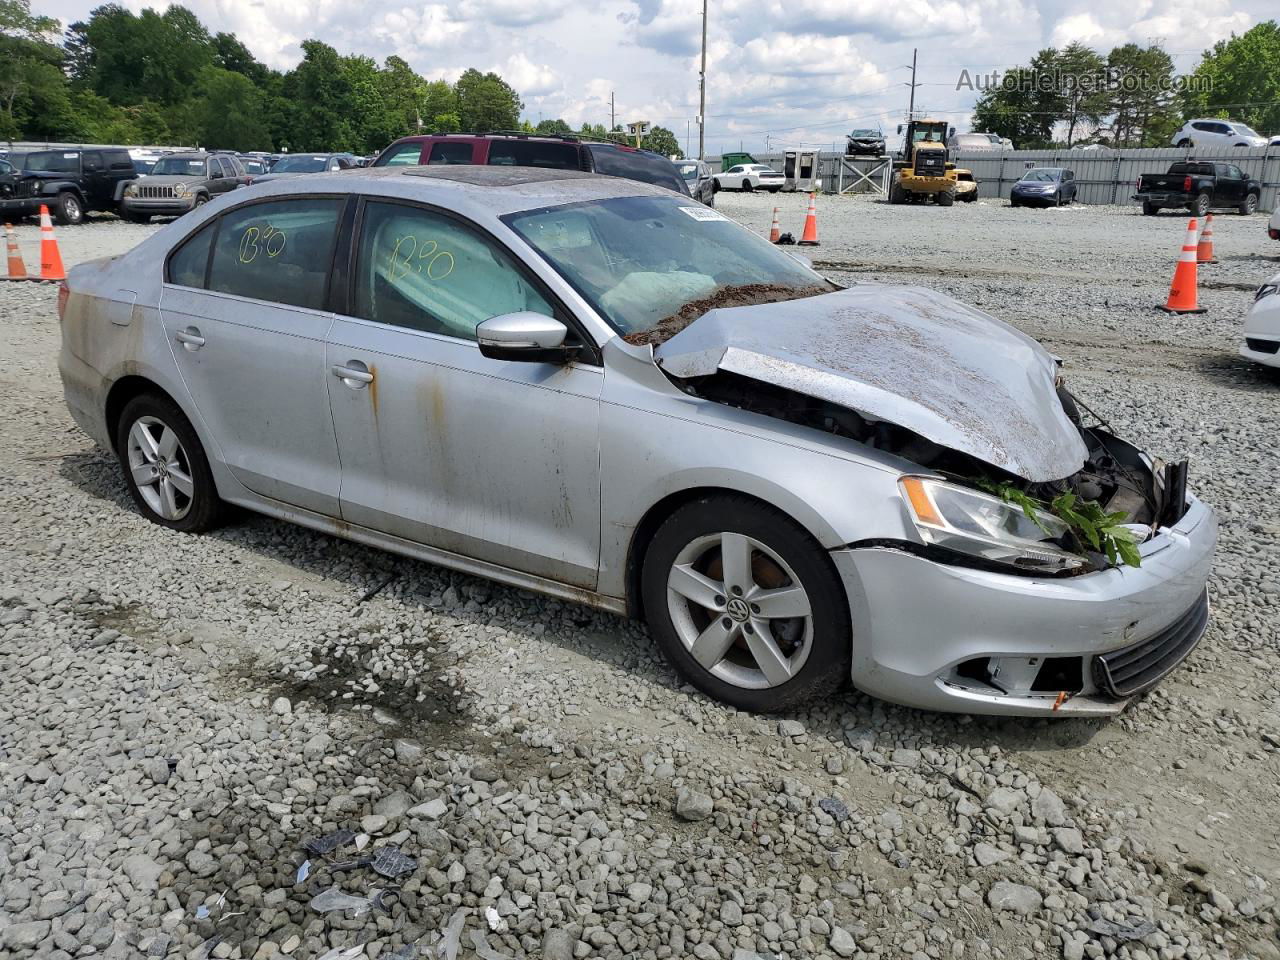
[35,0,1270,156]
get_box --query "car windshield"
[504,194,835,342]
[24,151,80,173]
[1233,124,1261,138]
[851,129,879,137]
[675,162,699,180]
[152,157,207,176]
[271,156,329,173]
[1021,169,1060,182]
[133,159,156,174]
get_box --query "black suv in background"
[372,132,690,196]
[2,148,137,224]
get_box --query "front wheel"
[1240,193,1258,216]
[741,180,753,192]
[641,495,851,712]
[54,192,84,225]
[115,393,225,533]
[1176,139,1192,148]
[936,190,954,206]
[888,182,906,204]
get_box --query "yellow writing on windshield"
[388,234,454,283]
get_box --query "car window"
[167,221,216,288]
[727,166,742,174]
[487,140,580,169]
[81,151,103,173]
[227,156,245,176]
[353,200,553,341]
[587,146,685,192]
[0,159,12,174]
[428,142,474,165]
[207,198,343,310]
[1225,165,1243,180]
[375,143,424,167]
[1191,122,1209,131]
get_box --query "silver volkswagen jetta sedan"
[58,167,1216,716]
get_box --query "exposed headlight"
[174,183,190,196]
[123,183,137,197]
[1256,282,1278,302]
[899,476,1086,573]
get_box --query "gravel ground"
[1,200,1278,960]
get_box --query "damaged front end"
[651,285,1190,577]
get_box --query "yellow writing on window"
[238,225,286,264]
[388,234,455,283]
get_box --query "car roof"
[230,165,673,217]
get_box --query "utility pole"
[698,0,707,159]
[610,92,615,132]
[686,120,691,158]
[904,47,919,119]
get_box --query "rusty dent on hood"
[652,285,1089,483]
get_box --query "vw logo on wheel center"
[726,597,750,622]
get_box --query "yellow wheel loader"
[889,118,976,206]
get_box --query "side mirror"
[788,252,813,269]
[477,312,576,363]
[896,124,903,135]
[948,126,956,137]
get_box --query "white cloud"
[499,53,562,98]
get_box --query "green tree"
[212,31,269,86]
[1184,21,1280,136]
[641,124,682,158]
[192,67,269,150]
[0,0,61,138]
[81,4,213,106]
[1105,43,1178,147]
[1055,42,1109,146]
[968,48,1063,147]
[454,68,521,132]
[535,117,571,135]
[286,40,358,150]
[377,56,425,140]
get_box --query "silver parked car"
[58,167,1216,716]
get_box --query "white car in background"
[1241,273,1280,369]
[1172,119,1267,148]
[714,164,784,192]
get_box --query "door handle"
[331,363,374,385]
[175,328,205,350]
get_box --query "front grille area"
[1246,337,1280,355]
[138,184,177,199]
[1093,590,1208,697]
[914,154,945,177]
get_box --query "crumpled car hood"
[653,284,1089,482]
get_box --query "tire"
[935,190,954,206]
[741,180,753,192]
[193,194,209,208]
[1192,193,1210,218]
[1055,192,1063,207]
[1240,193,1258,216]
[768,187,781,193]
[640,495,851,713]
[1142,201,1159,216]
[1010,198,1021,208]
[888,182,906,204]
[115,393,224,533]
[1176,139,1192,148]
[54,192,84,226]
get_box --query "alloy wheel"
[665,532,813,689]
[126,415,195,521]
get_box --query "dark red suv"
[372,132,690,196]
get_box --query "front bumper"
[120,195,197,215]
[833,495,1216,716]
[1012,189,1059,206]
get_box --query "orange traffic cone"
[797,192,820,246]
[2,223,28,280]
[1157,217,1206,314]
[1195,213,1216,264]
[38,205,66,282]
[768,207,781,243]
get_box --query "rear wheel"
[741,180,753,192]
[115,393,224,533]
[641,495,851,713]
[1192,193,1210,218]
[1142,201,1159,216]
[54,192,84,226]
[1176,139,1192,148]
[1240,193,1258,216]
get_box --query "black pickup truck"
[0,148,137,225]
[1134,161,1261,217]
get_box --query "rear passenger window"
[376,143,424,167]
[487,141,580,169]
[428,142,474,165]
[352,200,553,340]
[167,222,215,288]
[207,198,343,310]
